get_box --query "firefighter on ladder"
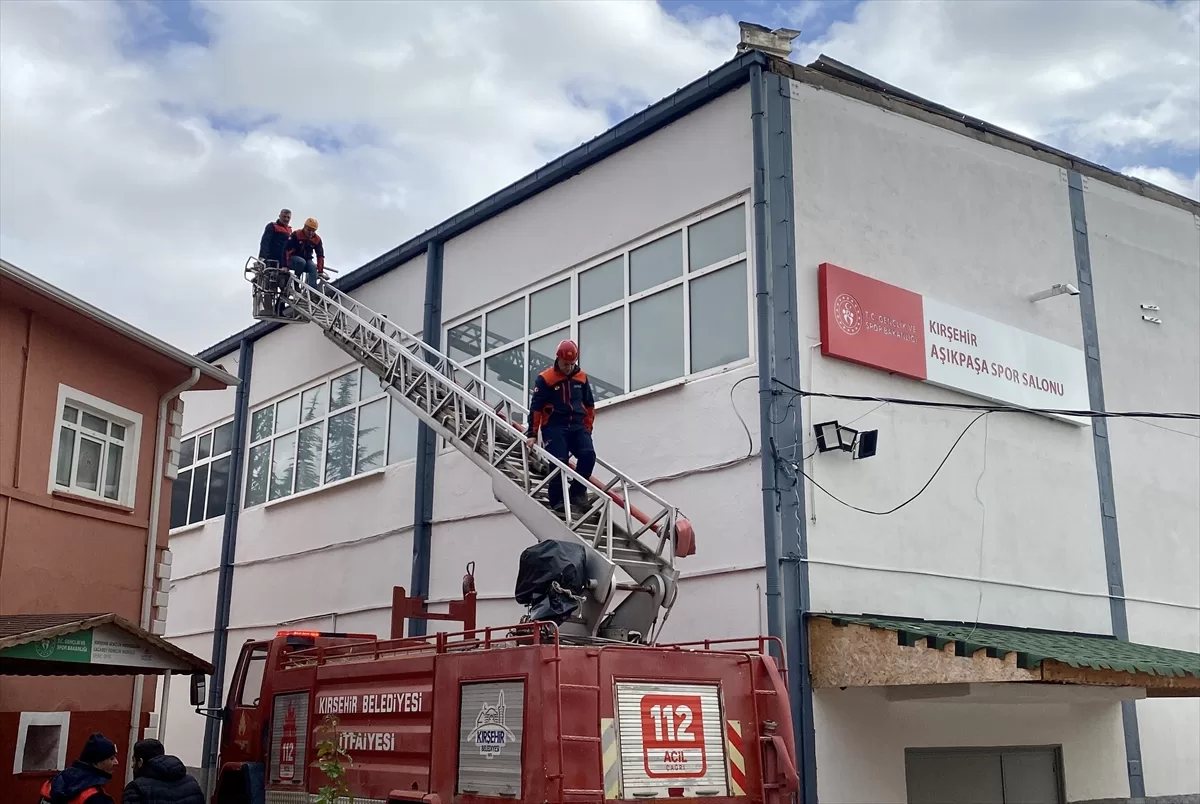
[525,339,597,513]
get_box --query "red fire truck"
[197,564,798,804]
[196,262,801,802]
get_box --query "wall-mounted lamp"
[814,420,879,460]
[1029,283,1080,303]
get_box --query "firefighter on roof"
[285,217,326,287]
[525,339,596,512]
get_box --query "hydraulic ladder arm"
[247,259,696,644]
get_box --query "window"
[444,198,752,410]
[13,712,70,774]
[170,420,234,529]
[237,646,269,707]
[243,366,419,508]
[48,385,141,508]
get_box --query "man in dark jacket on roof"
[121,739,204,804]
[40,733,119,804]
[258,208,292,266]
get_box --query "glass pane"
[197,433,212,461]
[295,422,324,493]
[103,444,123,501]
[109,423,126,441]
[528,328,570,393]
[205,455,231,519]
[62,405,78,424]
[170,469,192,529]
[275,394,300,433]
[579,256,624,314]
[189,462,209,524]
[81,411,107,435]
[269,432,297,501]
[325,409,357,484]
[179,437,195,468]
[454,362,481,388]
[213,422,234,455]
[688,204,746,271]
[55,427,76,486]
[250,407,274,442]
[485,345,525,405]
[244,443,271,507]
[579,308,624,401]
[355,398,388,475]
[300,383,328,423]
[630,286,684,391]
[330,370,360,411]
[690,261,749,373]
[486,298,524,349]
[388,399,419,465]
[75,437,103,492]
[447,316,483,362]
[630,231,682,295]
[530,279,570,333]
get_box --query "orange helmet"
[556,339,579,362]
[303,217,318,231]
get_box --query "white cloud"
[0,0,737,353]
[1,0,1196,355]
[796,0,1200,157]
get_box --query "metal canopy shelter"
[0,613,212,677]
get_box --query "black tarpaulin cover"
[514,540,589,624]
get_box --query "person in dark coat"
[40,733,119,804]
[524,338,597,513]
[121,739,204,804]
[258,208,292,266]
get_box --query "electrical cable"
[774,380,1200,421]
[787,412,991,516]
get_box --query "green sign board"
[1,631,94,662]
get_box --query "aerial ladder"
[246,259,696,645]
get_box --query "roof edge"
[784,55,1200,215]
[197,50,768,361]
[1,258,239,388]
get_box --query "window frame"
[169,417,236,532]
[47,385,142,509]
[440,195,756,440]
[13,711,71,775]
[242,364,419,510]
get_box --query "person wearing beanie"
[39,732,118,804]
[122,739,204,804]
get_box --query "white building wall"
[1084,179,1200,798]
[789,79,1110,635]
[431,85,766,643]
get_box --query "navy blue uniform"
[258,220,292,266]
[527,365,596,509]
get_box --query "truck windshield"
[238,646,268,707]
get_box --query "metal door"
[906,746,1064,804]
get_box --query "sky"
[1,0,1197,355]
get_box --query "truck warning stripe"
[726,719,747,796]
[601,717,620,799]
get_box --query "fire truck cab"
[206,622,799,804]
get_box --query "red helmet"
[556,339,579,362]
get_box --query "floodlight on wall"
[1029,283,1080,303]
[813,420,879,460]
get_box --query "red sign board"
[640,694,707,778]
[818,262,927,380]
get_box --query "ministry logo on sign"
[833,293,863,336]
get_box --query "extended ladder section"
[246,259,696,644]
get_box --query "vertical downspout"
[129,366,201,783]
[409,240,444,637]
[750,62,784,659]
[203,337,254,772]
[1067,170,1145,797]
